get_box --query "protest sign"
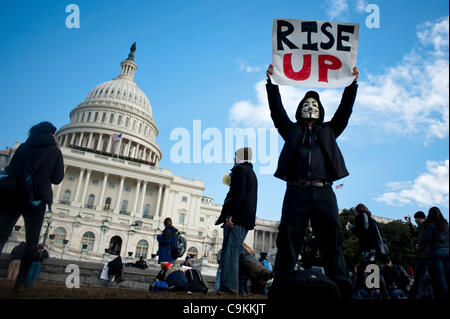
[271,18,359,88]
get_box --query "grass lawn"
[0,279,267,299]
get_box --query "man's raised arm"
[266,64,293,140]
[329,66,359,138]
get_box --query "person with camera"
[352,204,390,265]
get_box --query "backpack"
[185,268,208,294]
[171,232,187,259]
[0,147,50,208]
[166,269,189,291]
[262,259,273,272]
[150,267,168,292]
[269,270,341,300]
[0,172,34,208]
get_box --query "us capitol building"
[2,44,280,274]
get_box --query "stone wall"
[0,254,217,291]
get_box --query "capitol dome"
[84,59,152,116]
[56,43,162,166]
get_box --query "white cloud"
[325,0,349,20]
[376,159,449,208]
[236,58,262,74]
[228,80,343,128]
[355,0,367,13]
[229,16,449,141]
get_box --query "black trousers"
[273,185,351,289]
[0,201,47,284]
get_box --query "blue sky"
[0,0,448,221]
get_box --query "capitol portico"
[2,44,280,275]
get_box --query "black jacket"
[408,221,428,258]
[215,162,258,230]
[108,256,124,275]
[10,243,26,260]
[266,79,358,182]
[381,264,410,292]
[5,133,64,206]
[353,212,380,252]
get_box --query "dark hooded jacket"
[5,125,64,207]
[10,242,26,260]
[266,78,358,182]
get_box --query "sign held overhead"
[271,18,360,88]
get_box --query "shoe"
[217,287,238,295]
[12,281,32,292]
[117,277,125,283]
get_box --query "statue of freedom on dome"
[127,42,136,60]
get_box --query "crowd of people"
[348,205,449,300]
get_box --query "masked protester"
[0,121,64,291]
[265,64,359,299]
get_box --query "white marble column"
[114,176,126,213]
[59,135,65,147]
[74,168,85,202]
[106,135,112,153]
[54,165,68,202]
[96,134,103,151]
[97,173,109,211]
[154,184,163,217]
[80,169,92,206]
[116,136,123,156]
[78,133,84,147]
[132,180,142,213]
[125,140,131,157]
[159,185,170,217]
[139,181,148,213]
[70,133,75,146]
[87,133,93,149]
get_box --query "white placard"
[272,18,359,88]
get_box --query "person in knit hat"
[265,64,359,299]
[215,147,257,294]
[0,121,64,291]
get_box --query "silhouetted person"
[406,211,431,299]
[134,256,148,270]
[215,147,257,294]
[26,243,49,286]
[7,242,26,282]
[423,206,449,300]
[0,121,64,291]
